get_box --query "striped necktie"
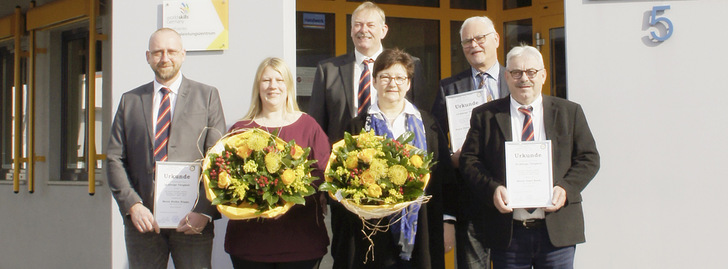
[518,106,534,142]
[519,106,536,213]
[479,72,494,102]
[358,58,374,116]
[154,87,171,162]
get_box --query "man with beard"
[107,28,226,269]
[431,16,510,269]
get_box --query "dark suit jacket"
[459,95,599,248]
[107,76,226,219]
[330,109,452,269]
[432,66,510,222]
[309,53,427,144]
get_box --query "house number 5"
[649,5,673,42]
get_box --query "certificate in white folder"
[505,141,554,208]
[154,161,201,228]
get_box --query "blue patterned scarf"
[367,111,427,261]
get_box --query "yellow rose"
[217,171,231,188]
[345,151,359,169]
[276,141,286,151]
[360,169,376,185]
[291,144,305,159]
[281,169,296,185]
[409,155,423,168]
[357,148,378,164]
[265,152,282,173]
[236,143,253,159]
[388,165,408,186]
[366,184,382,198]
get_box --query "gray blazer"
[107,76,226,218]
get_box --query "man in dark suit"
[431,15,510,269]
[309,1,426,145]
[107,28,226,269]
[459,45,599,269]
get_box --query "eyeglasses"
[461,32,495,48]
[377,75,409,85]
[508,69,543,79]
[150,50,182,58]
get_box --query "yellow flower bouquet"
[202,128,318,220]
[320,130,434,219]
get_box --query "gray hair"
[459,16,495,38]
[506,44,544,69]
[352,1,386,24]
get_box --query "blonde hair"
[242,57,300,120]
[352,1,386,25]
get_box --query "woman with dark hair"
[224,57,330,269]
[332,48,452,269]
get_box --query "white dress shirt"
[509,94,547,220]
[354,48,383,114]
[152,75,182,134]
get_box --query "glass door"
[500,0,565,97]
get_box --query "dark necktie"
[154,87,171,162]
[479,72,494,102]
[358,58,374,116]
[518,106,536,213]
[518,106,534,142]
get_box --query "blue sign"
[303,13,325,29]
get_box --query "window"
[347,0,438,8]
[503,0,532,10]
[450,0,486,10]
[52,26,103,181]
[0,45,15,179]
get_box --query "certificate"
[154,161,201,228]
[505,141,553,208]
[445,90,487,150]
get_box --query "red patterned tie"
[154,87,171,162]
[519,106,536,213]
[518,106,534,141]
[357,58,374,116]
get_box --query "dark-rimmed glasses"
[508,69,543,79]
[377,75,409,85]
[461,32,495,48]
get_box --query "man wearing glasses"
[459,45,600,269]
[431,15,510,269]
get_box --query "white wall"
[566,1,728,268]
[111,1,296,268]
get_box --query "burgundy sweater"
[224,113,331,262]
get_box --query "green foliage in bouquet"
[203,129,318,212]
[320,130,434,205]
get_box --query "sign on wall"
[163,0,229,51]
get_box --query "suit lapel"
[454,71,473,94]
[543,95,557,140]
[141,83,155,143]
[494,99,512,141]
[498,65,510,98]
[171,76,190,142]
[340,55,356,116]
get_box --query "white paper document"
[445,90,487,150]
[154,161,201,228]
[505,141,554,208]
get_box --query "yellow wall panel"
[26,0,89,31]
